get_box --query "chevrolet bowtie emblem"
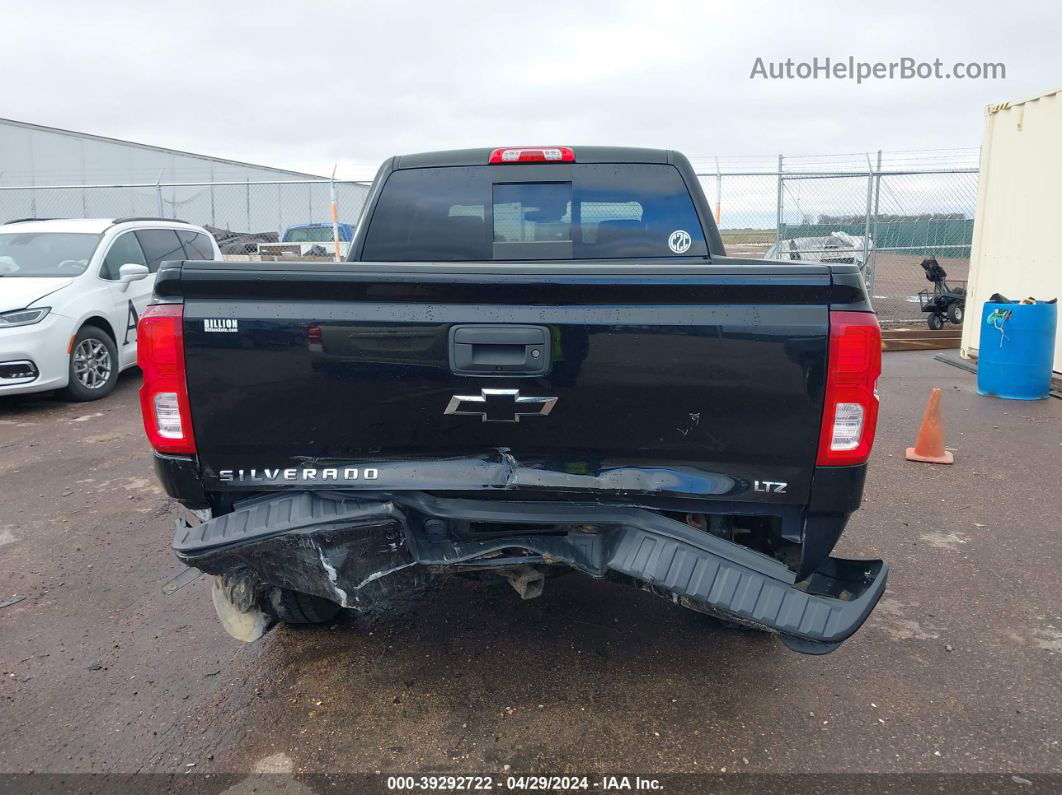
[444,389,558,423]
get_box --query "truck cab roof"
[394,146,674,170]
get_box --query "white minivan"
[0,217,221,400]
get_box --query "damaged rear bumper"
[174,492,887,655]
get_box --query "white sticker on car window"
[668,230,691,253]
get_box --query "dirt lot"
[1,353,1060,788]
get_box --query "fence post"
[862,153,874,292]
[775,154,784,244]
[330,165,341,262]
[714,157,721,224]
[870,148,879,266]
[870,150,879,292]
[80,144,88,217]
[155,171,164,218]
[245,178,251,231]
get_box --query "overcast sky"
[4,0,1060,179]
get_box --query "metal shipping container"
[961,87,1062,374]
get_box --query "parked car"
[203,225,278,256]
[141,146,886,655]
[0,217,220,400]
[764,231,874,269]
[257,222,356,258]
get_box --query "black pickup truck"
[139,146,886,654]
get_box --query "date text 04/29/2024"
[384,775,663,791]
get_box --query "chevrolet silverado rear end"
[140,146,886,654]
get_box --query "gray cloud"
[3,0,1059,178]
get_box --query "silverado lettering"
[218,468,381,482]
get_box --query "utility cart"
[917,257,966,329]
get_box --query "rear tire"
[57,325,119,401]
[927,313,945,330]
[947,303,964,324]
[267,587,342,624]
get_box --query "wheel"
[57,325,119,401]
[947,303,964,324]
[927,313,945,330]
[266,587,342,624]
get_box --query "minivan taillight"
[137,304,196,454]
[816,311,882,466]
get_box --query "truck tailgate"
[171,260,835,504]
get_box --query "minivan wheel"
[58,325,119,401]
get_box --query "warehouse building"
[0,118,368,236]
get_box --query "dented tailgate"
[172,261,833,506]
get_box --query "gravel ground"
[0,352,1059,790]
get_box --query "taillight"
[488,147,575,164]
[137,304,196,454]
[816,311,882,466]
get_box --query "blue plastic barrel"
[977,301,1057,399]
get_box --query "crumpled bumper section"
[174,492,887,654]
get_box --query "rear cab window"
[362,163,707,261]
[284,225,353,243]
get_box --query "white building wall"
[0,119,369,235]
[961,88,1062,374]
[0,117,318,183]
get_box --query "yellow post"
[330,165,341,263]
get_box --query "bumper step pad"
[608,528,886,653]
[173,492,399,554]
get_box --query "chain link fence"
[0,179,371,256]
[694,151,979,324]
[2,152,978,324]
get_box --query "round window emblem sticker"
[668,229,691,254]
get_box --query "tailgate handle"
[449,325,550,376]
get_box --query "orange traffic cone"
[905,387,954,464]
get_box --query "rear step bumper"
[174,492,887,655]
